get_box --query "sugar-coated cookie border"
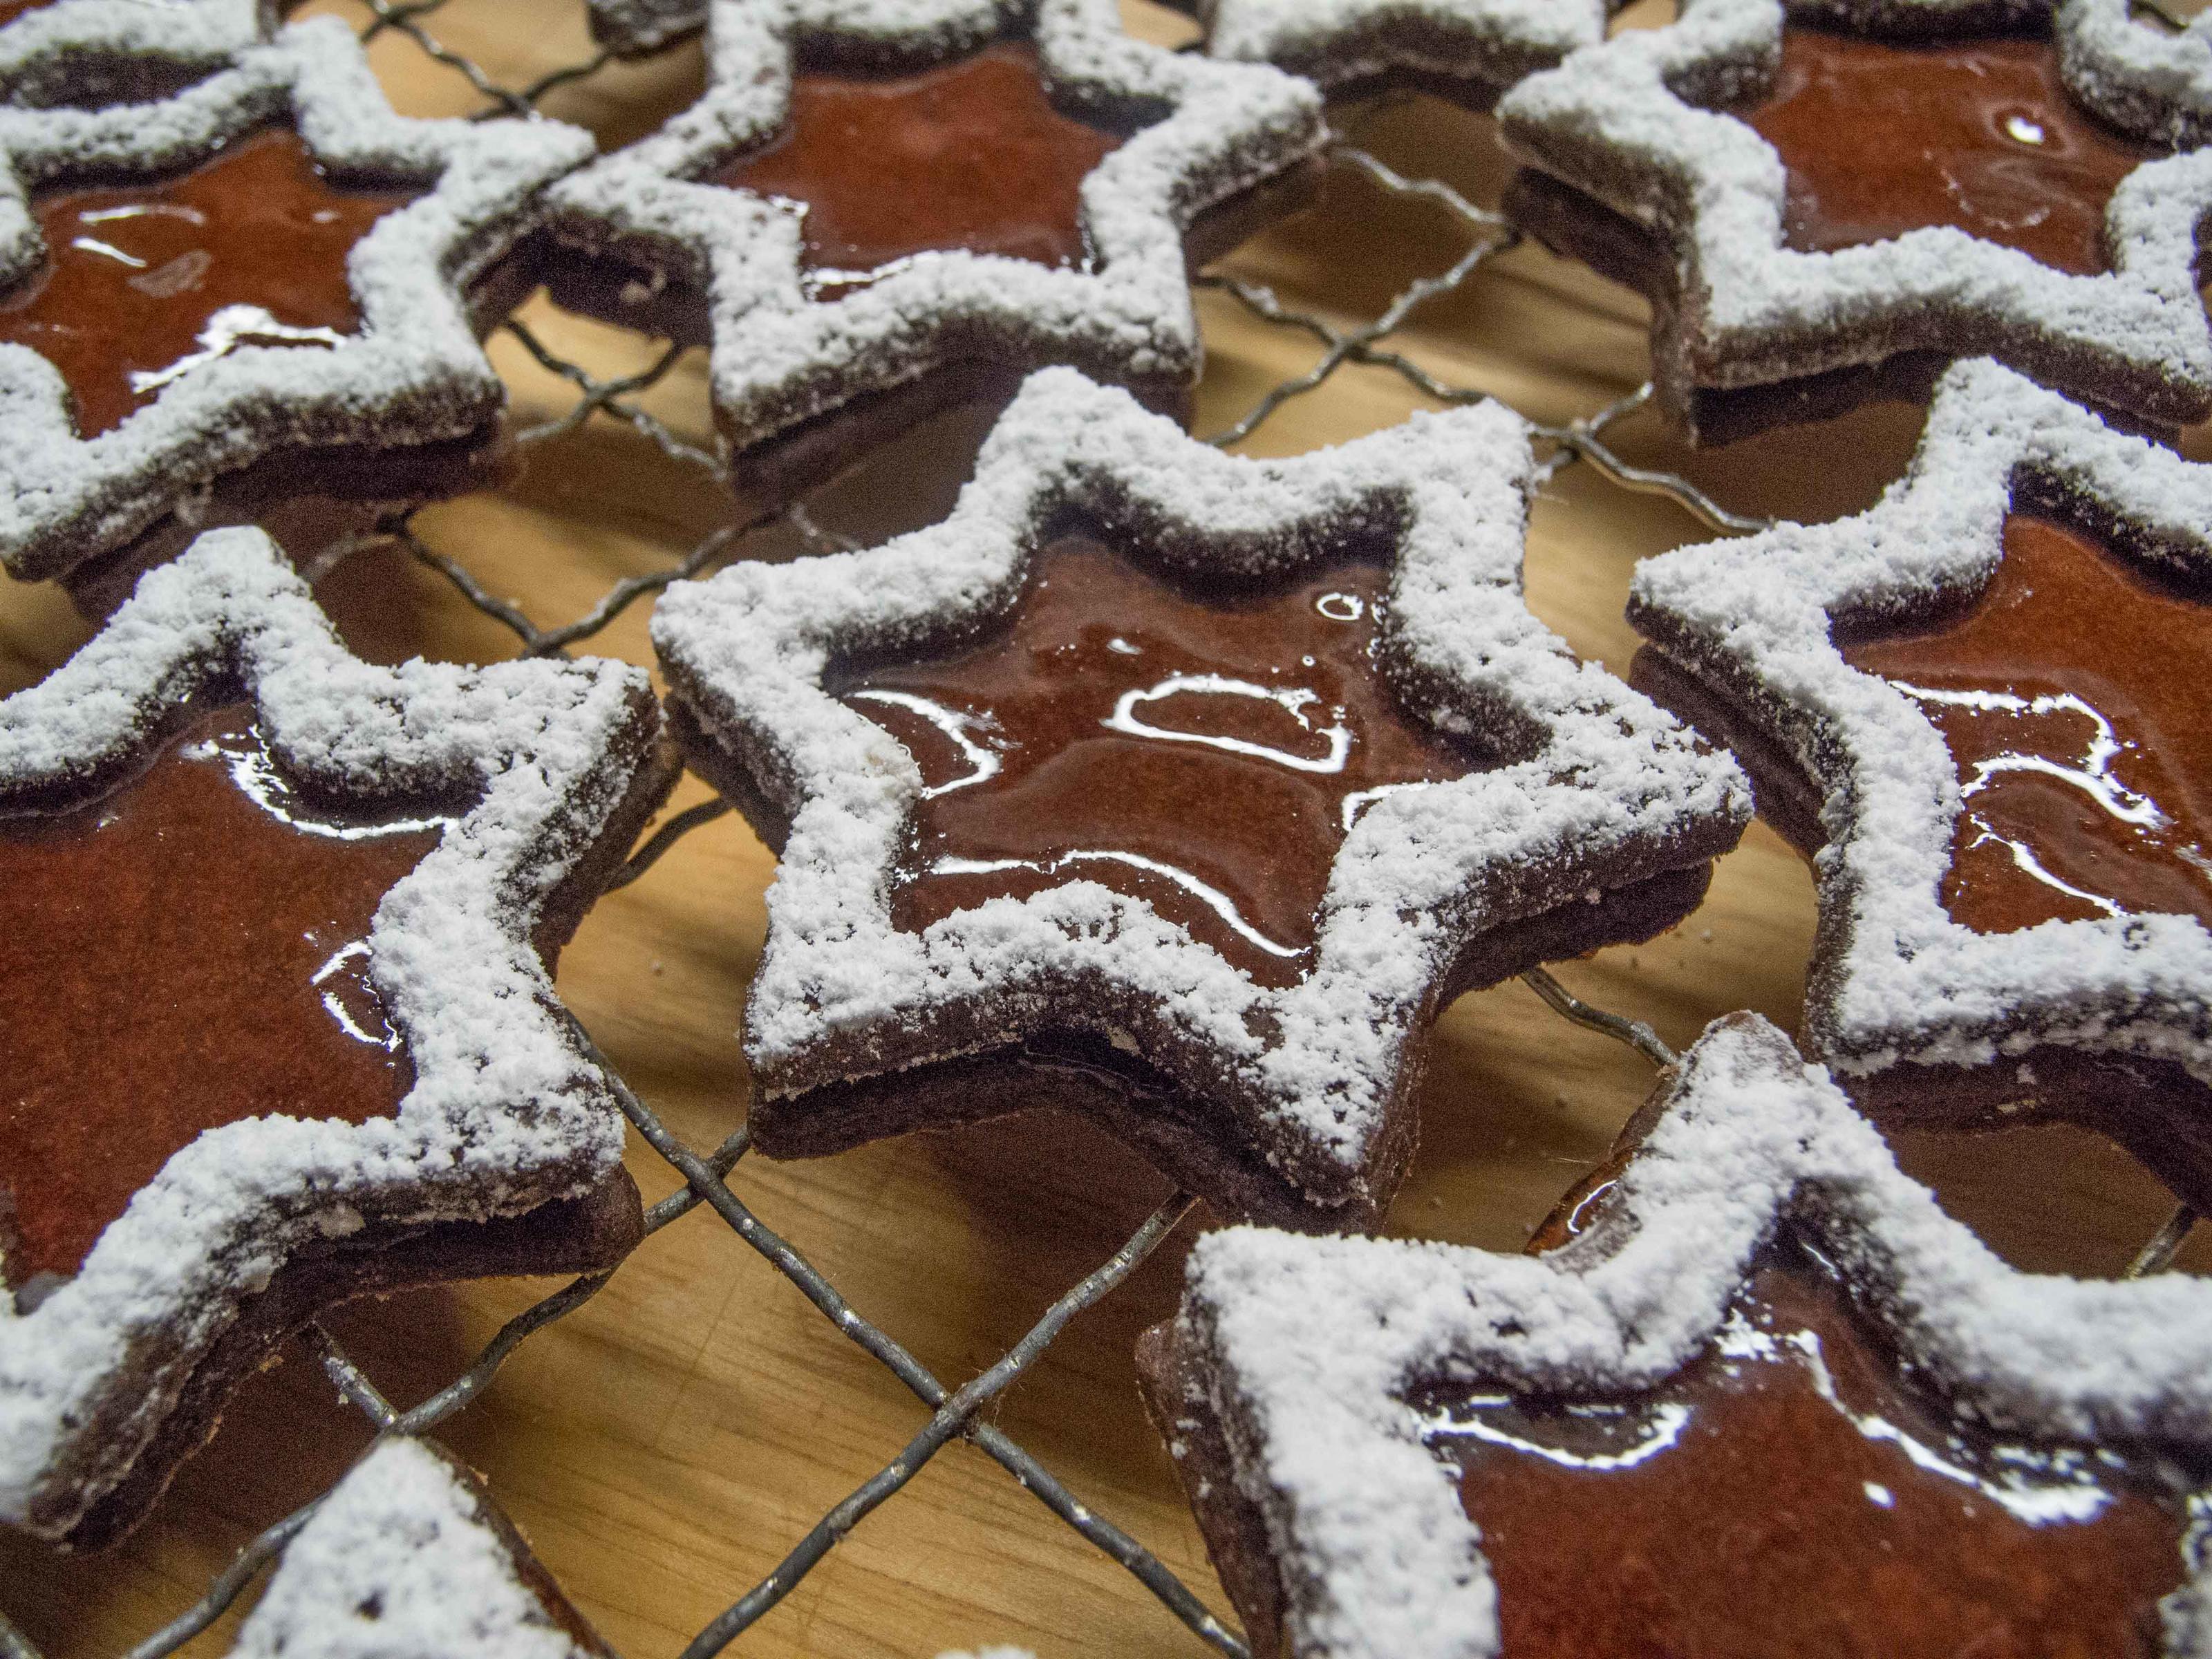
[0,14,594,581]
[547,0,1324,451]
[1630,358,2212,1090]
[1201,0,1608,104]
[0,0,265,106]
[653,367,1748,1221]
[1164,1013,2212,1659]
[1496,0,2212,431]
[0,529,659,1541]
[584,0,705,57]
[230,1437,610,1658]
[2061,0,2212,144]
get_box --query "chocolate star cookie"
[540,0,1325,503]
[1141,1013,2212,1659]
[652,368,1749,1230]
[1497,0,2212,441]
[228,1437,615,1658]
[0,15,592,582]
[0,528,668,1549]
[1629,357,2212,1212]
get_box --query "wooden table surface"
[4,1,2208,1653]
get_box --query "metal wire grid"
[0,3,2201,1655]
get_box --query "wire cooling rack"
[1,1,2203,1654]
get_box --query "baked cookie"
[0,15,592,583]
[652,368,1748,1230]
[0,0,268,109]
[55,442,514,624]
[1497,0,2212,442]
[583,0,703,58]
[1629,358,2212,1212]
[539,0,1325,505]
[1140,1012,2212,1659]
[228,1437,615,1658]
[1198,0,1611,106]
[0,527,668,1550]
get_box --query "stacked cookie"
[1,0,2209,1653]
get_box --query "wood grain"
[3,2,2207,1653]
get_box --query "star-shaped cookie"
[1199,0,1612,106]
[1141,1013,2212,1659]
[541,0,1325,500]
[652,367,1749,1230]
[0,528,668,1549]
[228,1437,615,1658]
[0,15,592,582]
[1497,0,2212,442]
[1629,357,2212,1210]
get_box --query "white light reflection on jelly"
[1422,1301,2124,1526]
[68,202,210,272]
[69,236,147,269]
[1315,591,1365,623]
[1103,673,1352,774]
[1782,1323,2115,1525]
[79,203,207,227]
[129,303,349,397]
[931,851,1305,961]
[183,730,444,842]
[1893,680,2208,916]
[310,940,402,1052]
[1419,1394,1694,1473]
[848,689,1005,798]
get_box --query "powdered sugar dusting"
[0,529,657,1541]
[1630,357,2212,1088]
[2062,0,2212,149]
[0,15,592,580]
[1172,1013,2212,1659]
[653,366,1747,1221]
[230,1438,595,1658]
[1497,0,2212,429]
[547,0,1324,446]
[0,0,263,106]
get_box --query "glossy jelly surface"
[0,129,415,436]
[1430,1239,2196,1656]
[1744,28,2153,276]
[838,534,1481,985]
[1843,514,2212,936]
[713,41,1123,286]
[0,704,441,1300]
